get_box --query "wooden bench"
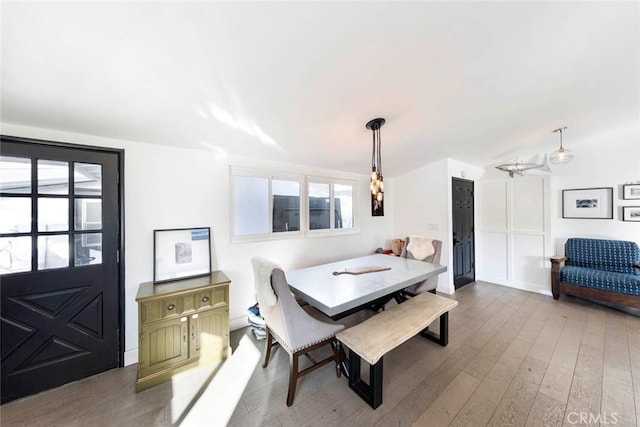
[336,292,458,409]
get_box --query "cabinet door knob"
[202,296,210,303]
[167,303,176,311]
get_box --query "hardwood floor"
[2,281,639,426]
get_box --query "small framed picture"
[562,187,613,219]
[622,184,640,200]
[153,227,212,283]
[622,206,640,222]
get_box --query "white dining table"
[286,254,447,318]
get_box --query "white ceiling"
[2,1,638,177]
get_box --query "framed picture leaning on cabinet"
[154,227,212,283]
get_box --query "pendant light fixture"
[367,117,385,216]
[550,126,574,165]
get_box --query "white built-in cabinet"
[476,176,551,294]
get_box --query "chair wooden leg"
[287,352,299,407]
[262,328,273,369]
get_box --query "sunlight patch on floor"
[178,334,262,426]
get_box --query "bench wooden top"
[336,292,458,365]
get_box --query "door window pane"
[74,199,102,230]
[37,235,69,270]
[233,176,269,236]
[74,233,102,266]
[334,184,353,229]
[38,198,68,232]
[309,182,331,230]
[272,179,300,232]
[0,156,31,194]
[0,236,31,275]
[0,197,31,233]
[38,160,69,195]
[75,163,102,196]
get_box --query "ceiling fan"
[495,154,552,178]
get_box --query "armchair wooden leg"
[262,328,273,368]
[287,353,299,407]
[551,272,560,299]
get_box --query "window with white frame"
[307,178,354,232]
[231,168,356,240]
[231,169,302,239]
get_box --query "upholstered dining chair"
[400,236,443,297]
[250,257,345,407]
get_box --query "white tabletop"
[287,254,447,317]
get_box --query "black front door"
[452,177,475,289]
[1,136,122,403]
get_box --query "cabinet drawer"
[194,286,228,310]
[140,296,182,324]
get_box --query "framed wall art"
[154,227,211,283]
[562,187,613,219]
[622,206,640,222]
[622,184,640,200]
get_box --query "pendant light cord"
[553,126,568,149]
[377,127,382,175]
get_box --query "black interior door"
[452,177,475,289]
[1,136,122,403]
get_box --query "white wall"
[548,130,640,254]
[476,175,552,295]
[1,123,394,366]
[392,157,483,294]
[394,130,640,300]
[475,129,640,295]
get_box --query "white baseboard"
[230,315,249,331]
[436,284,455,295]
[124,348,138,367]
[478,276,552,297]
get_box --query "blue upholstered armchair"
[550,238,640,308]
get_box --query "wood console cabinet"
[135,271,230,391]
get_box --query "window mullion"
[68,161,74,268]
[268,176,274,236]
[302,177,308,234]
[30,157,37,272]
[329,183,335,230]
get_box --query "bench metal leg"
[419,311,449,346]
[347,350,383,409]
[335,341,349,378]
